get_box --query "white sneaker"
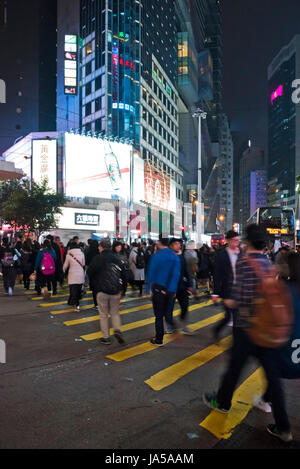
[253,395,272,413]
[74,306,80,312]
[227,320,233,327]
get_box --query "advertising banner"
[144,162,170,211]
[32,139,57,192]
[65,133,131,200]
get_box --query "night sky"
[222,0,300,154]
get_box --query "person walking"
[0,237,18,295]
[203,224,293,442]
[85,239,100,310]
[165,238,193,334]
[197,245,211,295]
[147,238,181,346]
[87,239,127,345]
[33,239,57,299]
[20,239,34,290]
[63,241,85,311]
[184,241,199,297]
[211,230,240,339]
[129,243,145,296]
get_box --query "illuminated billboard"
[64,35,78,95]
[64,133,132,200]
[144,162,171,211]
[32,139,57,192]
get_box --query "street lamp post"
[193,108,207,246]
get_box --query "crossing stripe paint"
[41,294,151,308]
[80,300,213,341]
[50,298,152,315]
[32,291,92,300]
[63,303,153,326]
[107,312,224,362]
[199,367,266,440]
[145,336,232,391]
[31,286,134,300]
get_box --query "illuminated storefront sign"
[266,228,288,235]
[32,139,57,192]
[64,35,78,95]
[75,213,100,226]
[271,84,283,104]
[57,207,115,232]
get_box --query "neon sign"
[271,85,283,104]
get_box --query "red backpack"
[245,257,294,348]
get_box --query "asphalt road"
[0,281,299,451]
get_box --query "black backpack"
[135,249,145,270]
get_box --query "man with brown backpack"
[202,224,294,442]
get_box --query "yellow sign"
[266,228,288,235]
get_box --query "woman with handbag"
[63,241,85,312]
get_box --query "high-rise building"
[219,113,233,232]
[0,0,57,155]
[268,35,300,210]
[239,146,266,232]
[204,0,222,144]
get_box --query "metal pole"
[197,116,202,246]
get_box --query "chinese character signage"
[64,35,78,95]
[75,213,100,226]
[32,139,57,192]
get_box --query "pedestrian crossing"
[25,286,266,443]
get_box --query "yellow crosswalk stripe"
[199,367,266,440]
[31,285,134,300]
[145,336,232,391]
[107,311,224,362]
[31,291,92,300]
[81,300,213,341]
[50,296,152,315]
[41,294,151,308]
[63,303,153,326]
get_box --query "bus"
[211,233,225,248]
[247,206,296,249]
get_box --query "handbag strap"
[69,252,84,269]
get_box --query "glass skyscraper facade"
[268,35,300,209]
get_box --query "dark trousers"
[213,306,237,338]
[92,289,97,307]
[68,284,82,307]
[37,271,56,294]
[135,280,144,295]
[166,287,189,326]
[217,327,290,432]
[2,267,17,292]
[152,284,174,342]
[23,271,31,290]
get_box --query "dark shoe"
[202,392,230,414]
[114,330,126,345]
[266,424,293,442]
[150,338,164,347]
[100,338,112,345]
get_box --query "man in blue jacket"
[147,238,181,346]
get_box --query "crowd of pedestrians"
[1,227,299,442]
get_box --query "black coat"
[213,249,235,299]
[87,250,127,295]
